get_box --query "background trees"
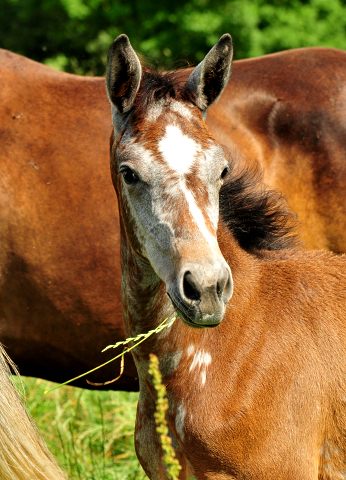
[1,0,346,75]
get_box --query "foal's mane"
[220,159,298,251]
[131,68,297,252]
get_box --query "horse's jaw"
[167,293,223,329]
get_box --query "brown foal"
[107,34,346,479]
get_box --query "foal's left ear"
[106,34,142,132]
[185,34,233,118]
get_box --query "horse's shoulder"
[257,248,346,277]
[264,247,346,264]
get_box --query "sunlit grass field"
[14,377,148,480]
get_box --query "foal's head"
[106,34,234,328]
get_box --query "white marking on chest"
[189,350,212,371]
[189,349,212,387]
[187,344,195,357]
[158,125,198,176]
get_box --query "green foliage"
[13,359,192,480]
[255,0,346,54]
[13,376,148,480]
[148,354,182,480]
[1,0,346,75]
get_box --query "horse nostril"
[217,282,222,298]
[183,272,201,302]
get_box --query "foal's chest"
[137,356,346,480]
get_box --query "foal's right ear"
[106,34,142,131]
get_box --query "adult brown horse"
[107,33,346,480]
[1,38,346,390]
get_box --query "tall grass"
[12,377,148,480]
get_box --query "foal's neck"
[120,233,174,346]
[120,222,259,373]
[121,237,190,387]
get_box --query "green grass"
[13,377,148,480]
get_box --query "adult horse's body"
[0,48,137,389]
[1,42,346,389]
[107,34,346,479]
[0,343,66,480]
[207,47,346,253]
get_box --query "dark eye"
[120,166,139,186]
[221,165,229,180]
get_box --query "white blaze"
[183,188,218,249]
[158,125,218,250]
[158,125,197,176]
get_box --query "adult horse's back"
[0,48,138,389]
[207,46,346,252]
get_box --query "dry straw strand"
[45,312,177,394]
